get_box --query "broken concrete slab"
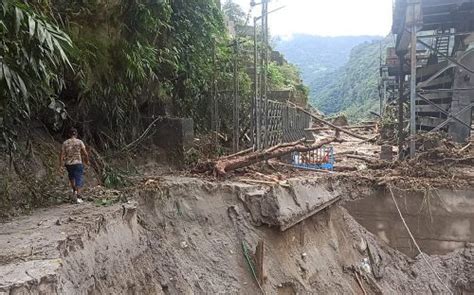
[235,178,344,231]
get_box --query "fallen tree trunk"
[346,154,380,164]
[306,124,376,132]
[214,136,339,176]
[220,147,254,160]
[289,103,370,141]
[357,134,379,145]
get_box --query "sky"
[229,0,393,38]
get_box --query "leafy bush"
[0,0,72,150]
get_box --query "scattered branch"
[220,147,254,160]
[288,102,370,140]
[357,135,379,145]
[306,124,376,132]
[459,143,471,153]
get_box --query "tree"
[223,0,246,25]
[0,0,72,150]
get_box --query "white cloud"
[228,0,393,37]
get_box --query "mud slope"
[0,177,472,294]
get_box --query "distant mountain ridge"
[275,34,389,121]
[275,35,379,80]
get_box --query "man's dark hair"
[69,127,78,137]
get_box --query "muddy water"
[345,188,474,257]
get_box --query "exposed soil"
[1,176,473,294]
[1,126,474,294]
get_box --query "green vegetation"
[0,0,72,150]
[276,35,395,121]
[0,0,241,214]
[220,0,309,124]
[0,0,309,153]
[275,35,377,82]
[314,37,393,121]
[268,62,308,98]
[0,0,240,151]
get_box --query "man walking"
[59,127,89,203]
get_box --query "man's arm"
[59,144,65,170]
[81,143,90,165]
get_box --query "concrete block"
[153,117,194,165]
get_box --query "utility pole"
[409,26,417,158]
[261,0,269,148]
[397,52,406,160]
[251,1,284,150]
[409,0,420,158]
[253,17,259,151]
[233,40,240,153]
[212,40,219,150]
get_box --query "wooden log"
[289,103,370,140]
[306,124,376,132]
[214,136,340,176]
[353,270,367,295]
[238,178,290,188]
[346,154,380,164]
[459,143,472,152]
[357,135,379,145]
[264,138,305,153]
[299,221,305,247]
[333,165,358,172]
[219,147,253,160]
[255,240,265,286]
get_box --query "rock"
[360,258,372,274]
[357,238,368,253]
[357,164,368,171]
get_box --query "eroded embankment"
[0,177,473,294]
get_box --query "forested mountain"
[275,35,377,81]
[315,37,394,120]
[275,35,393,121]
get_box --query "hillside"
[315,37,394,120]
[274,35,378,81]
[275,35,392,121]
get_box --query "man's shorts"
[65,164,84,188]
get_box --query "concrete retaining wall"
[345,188,474,257]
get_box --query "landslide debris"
[0,177,473,294]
